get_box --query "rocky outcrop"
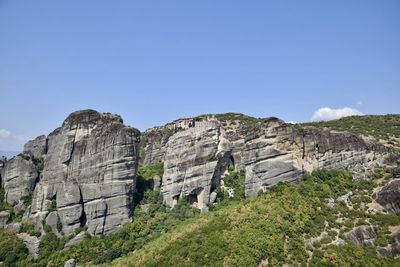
[160,117,391,207]
[0,210,10,227]
[377,232,400,258]
[140,127,174,165]
[0,155,38,205]
[0,156,6,169]
[17,233,40,259]
[64,259,77,267]
[25,110,141,236]
[162,121,232,209]
[375,179,400,214]
[346,225,378,247]
[64,231,85,249]
[23,135,47,158]
[243,122,388,196]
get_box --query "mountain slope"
[110,169,400,267]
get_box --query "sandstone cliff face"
[375,179,400,214]
[27,110,140,236]
[140,127,174,165]
[243,122,388,196]
[0,155,38,205]
[160,118,391,207]
[23,135,47,159]
[161,121,232,209]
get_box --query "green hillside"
[107,169,399,267]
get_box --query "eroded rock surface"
[0,155,38,205]
[160,118,390,207]
[17,233,40,259]
[346,225,378,247]
[23,135,47,158]
[243,122,388,196]
[0,210,10,227]
[377,232,400,258]
[375,179,400,214]
[28,110,140,235]
[140,127,174,165]
[162,121,232,209]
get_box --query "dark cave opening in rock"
[188,193,198,205]
[229,155,235,171]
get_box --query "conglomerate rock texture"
[0,155,38,205]
[162,121,232,210]
[159,118,391,207]
[0,110,141,237]
[23,135,47,159]
[1,111,396,236]
[28,110,141,236]
[140,127,174,165]
[375,179,400,214]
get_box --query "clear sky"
[0,0,399,151]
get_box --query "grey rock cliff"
[160,117,391,207]
[28,110,140,235]
[375,179,400,214]
[346,225,378,247]
[243,121,388,196]
[0,155,38,205]
[140,127,174,165]
[162,121,232,209]
[23,135,47,158]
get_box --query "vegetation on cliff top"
[195,112,267,124]
[303,114,400,149]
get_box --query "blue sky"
[0,0,399,151]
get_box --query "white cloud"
[311,107,363,122]
[0,129,11,138]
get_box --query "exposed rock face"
[4,222,21,233]
[162,121,232,209]
[242,122,389,196]
[377,233,400,258]
[23,135,47,158]
[140,127,174,165]
[64,231,85,249]
[242,120,302,196]
[64,259,76,267]
[375,179,400,214]
[346,225,378,247]
[161,118,390,207]
[0,156,6,169]
[28,110,140,235]
[17,233,40,259]
[0,210,10,227]
[0,155,38,204]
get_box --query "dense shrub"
[0,230,29,266]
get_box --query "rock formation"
[27,110,141,235]
[23,135,47,159]
[0,155,39,205]
[162,121,232,209]
[375,179,400,214]
[17,233,40,259]
[160,117,391,208]
[0,110,141,237]
[0,110,396,235]
[140,127,174,165]
[243,122,388,196]
[346,225,378,247]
